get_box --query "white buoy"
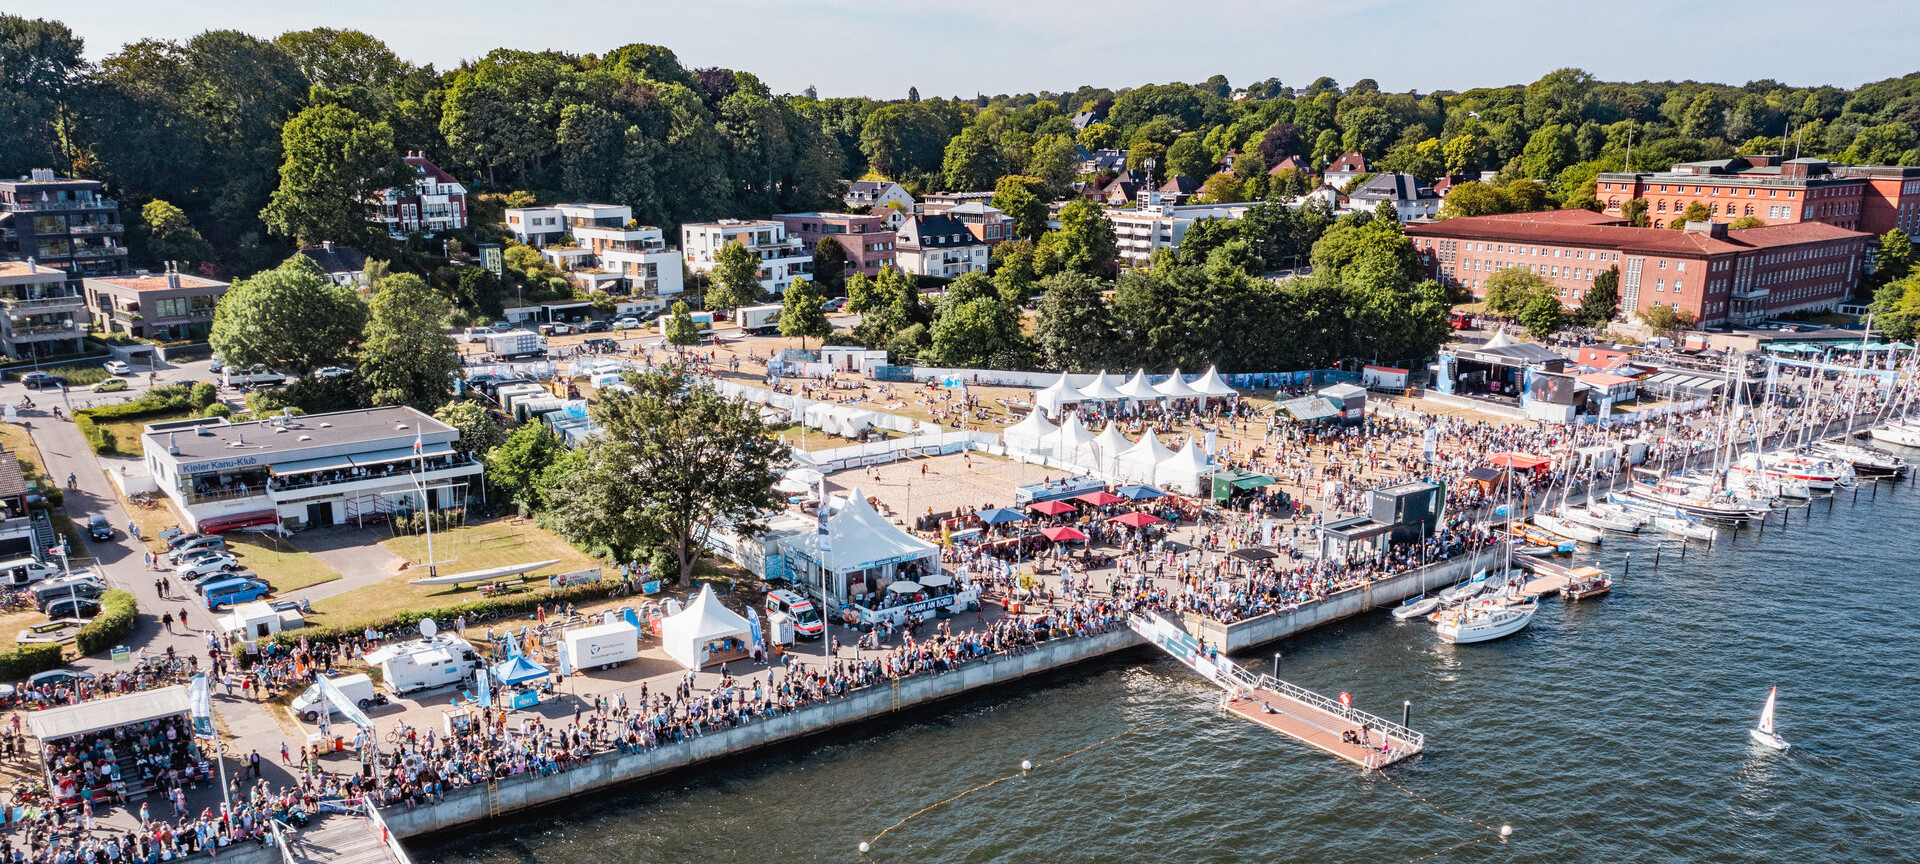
[1020,759,1032,771]
[1500,825,1513,838]
[858,841,870,854]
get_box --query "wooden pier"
[1512,556,1610,600]
[1129,613,1424,769]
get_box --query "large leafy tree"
[537,369,785,582]
[0,15,85,177]
[137,200,214,269]
[926,296,1035,370]
[1034,272,1119,372]
[1518,290,1566,340]
[262,103,405,246]
[1036,198,1118,278]
[488,422,562,510]
[663,300,700,347]
[1573,266,1620,328]
[1482,266,1551,315]
[940,124,1002,191]
[359,274,459,410]
[209,257,367,374]
[992,181,1049,242]
[778,277,831,348]
[433,400,506,458]
[809,237,848,294]
[706,240,764,312]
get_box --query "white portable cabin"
[562,621,641,671]
[363,634,480,695]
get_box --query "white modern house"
[533,205,685,299]
[1345,173,1441,222]
[1107,201,1254,266]
[844,180,915,214]
[141,407,483,533]
[894,214,988,278]
[504,203,632,247]
[680,220,812,295]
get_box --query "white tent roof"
[1154,369,1201,399]
[1155,438,1217,494]
[1050,414,1098,457]
[1002,409,1058,450]
[1090,421,1131,472]
[29,686,190,742]
[660,584,751,670]
[1077,369,1126,401]
[1191,366,1238,398]
[1033,372,1086,417]
[1117,428,1175,483]
[1483,329,1514,349]
[1115,370,1161,401]
[819,486,938,573]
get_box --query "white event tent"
[1155,438,1218,495]
[1191,366,1239,399]
[1115,370,1161,407]
[1049,414,1098,464]
[1154,369,1201,401]
[1089,421,1132,475]
[1077,370,1126,403]
[1115,428,1175,484]
[661,584,752,670]
[1033,373,1086,419]
[1002,409,1058,455]
[780,486,940,603]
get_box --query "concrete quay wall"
[384,626,1144,839]
[1189,547,1505,654]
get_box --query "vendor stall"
[779,486,944,607]
[660,584,753,670]
[488,655,549,709]
[28,685,197,808]
[1154,438,1217,496]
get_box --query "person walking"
[161,611,174,633]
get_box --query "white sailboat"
[1532,512,1604,545]
[1653,515,1717,542]
[1559,503,1639,534]
[1436,597,1537,644]
[1392,594,1440,620]
[1750,686,1790,751]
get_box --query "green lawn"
[309,520,602,632]
[96,410,192,455]
[228,534,339,592]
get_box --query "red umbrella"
[1075,491,1125,506]
[1108,512,1163,527]
[1040,526,1088,542]
[1029,500,1078,516]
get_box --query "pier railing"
[1235,667,1425,751]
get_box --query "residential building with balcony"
[894,214,988,278]
[141,406,483,533]
[539,206,684,297]
[0,259,88,359]
[85,267,228,343]
[843,180,914,214]
[375,154,469,238]
[774,212,896,278]
[1405,210,1871,327]
[943,202,1016,246]
[919,192,997,215]
[681,220,811,295]
[0,169,129,287]
[1596,156,1920,240]
[505,203,634,247]
[1107,202,1253,267]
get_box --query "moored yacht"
[1436,597,1538,644]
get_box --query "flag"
[412,430,424,455]
[1339,691,1352,707]
[188,674,215,739]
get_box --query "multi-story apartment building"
[775,212,896,278]
[84,266,229,343]
[681,220,811,295]
[944,202,1016,246]
[1107,202,1253,266]
[504,203,632,247]
[0,170,129,287]
[0,259,88,359]
[375,154,469,238]
[539,206,684,298]
[894,214,988,278]
[1597,155,1920,238]
[1405,210,1871,327]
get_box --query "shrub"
[199,403,232,418]
[190,382,217,410]
[75,589,137,656]
[73,385,199,453]
[0,643,64,682]
[274,582,617,647]
[39,364,112,386]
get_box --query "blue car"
[201,577,271,610]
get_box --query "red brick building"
[774,211,896,279]
[1597,155,1920,239]
[1406,210,1871,328]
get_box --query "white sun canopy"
[1077,370,1126,402]
[660,584,752,670]
[1050,414,1098,464]
[1033,372,1086,418]
[1090,421,1131,475]
[1116,428,1175,484]
[1191,366,1239,398]
[1002,409,1059,453]
[1155,437,1218,495]
[1115,370,1161,403]
[1154,369,1201,399]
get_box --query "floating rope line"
[1376,771,1504,833]
[861,715,1183,854]
[1400,834,1495,864]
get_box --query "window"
[1655,279,1665,291]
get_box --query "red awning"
[1108,512,1163,527]
[197,510,277,534]
[1029,500,1078,515]
[1074,491,1125,506]
[1488,452,1552,472]
[1040,526,1089,542]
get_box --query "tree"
[844,273,878,314]
[434,401,506,458]
[537,369,785,583]
[1035,198,1118,278]
[138,200,214,268]
[926,296,1036,369]
[1727,215,1767,230]
[1621,198,1650,228]
[707,240,764,311]
[1573,266,1620,328]
[1879,274,1920,342]
[1438,182,1508,219]
[991,182,1049,242]
[1518,290,1565,340]
[0,15,84,177]
[359,273,459,410]
[1033,272,1119,372]
[940,125,1002,191]
[663,300,700,346]
[1197,173,1246,204]
[1165,133,1213,182]
[1483,267,1551,315]
[809,237,848,294]
[1867,229,1913,298]
[1637,304,1697,335]
[488,423,562,510]
[261,103,406,246]
[1670,201,1712,228]
[778,277,830,348]
[210,257,368,375]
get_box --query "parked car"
[103,360,131,375]
[43,597,101,620]
[488,321,514,333]
[86,514,113,541]
[582,320,610,333]
[168,535,227,561]
[176,554,240,579]
[32,579,105,608]
[314,366,353,379]
[208,357,224,373]
[192,570,258,593]
[20,372,64,389]
[90,378,128,393]
[821,297,849,312]
[613,317,640,330]
[164,532,209,551]
[26,669,96,688]
[582,338,617,352]
[538,322,575,337]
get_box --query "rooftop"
[89,273,228,292]
[144,406,452,464]
[1408,213,1868,256]
[0,261,65,281]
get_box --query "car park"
[43,597,101,620]
[20,372,65,389]
[90,378,128,393]
[86,515,113,541]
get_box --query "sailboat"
[1750,686,1790,751]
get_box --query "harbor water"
[419,479,1919,864]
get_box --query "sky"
[14,0,1918,99]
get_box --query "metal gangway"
[274,801,413,864]
[1128,612,1425,768]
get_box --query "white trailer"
[483,330,545,359]
[562,621,641,671]
[736,304,783,335]
[363,634,480,694]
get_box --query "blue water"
[421,479,1919,864]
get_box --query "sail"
[1758,686,1777,734]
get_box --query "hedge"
[0,643,64,681]
[274,581,619,647]
[75,589,137,656]
[74,384,200,454]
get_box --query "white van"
[765,589,824,640]
[0,557,63,586]
[291,673,379,723]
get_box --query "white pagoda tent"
[1002,409,1058,455]
[1115,370,1161,407]
[1155,437,1217,496]
[1191,366,1239,400]
[1033,372,1086,419]
[1077,369,1126,403]
[1089,421,1131,475]
[1154,369,1201,401]
[1116,428,1175,484]
[781,486,941,603]
[1049,414,1098,464]
[661,584,752,670]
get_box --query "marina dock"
[1130,612,1424,768]
[1512,555,1576,595]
